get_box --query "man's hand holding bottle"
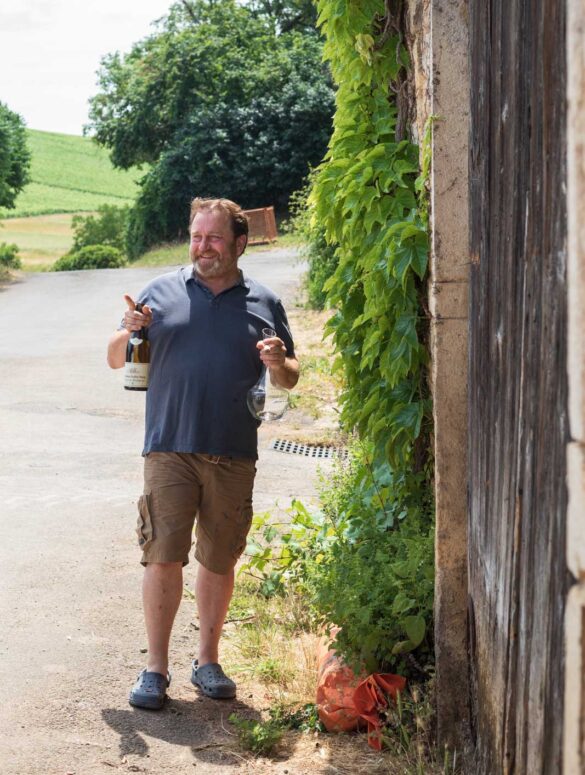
[122,294,153,332]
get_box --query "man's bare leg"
[196,565,234,665]
[143,561,183,675]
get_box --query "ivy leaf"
[392,590,415,616]
[403,615,426,647]
[392,639,416,655]
[410,233,429,279]
[394,313,418,346]
[390,402,423,439]
[391,243,412,286]
[360,391,380,420]
[400,224,424,240]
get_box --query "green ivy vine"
[242,0,436,674]
[307,0,436,668]
[312,0,431,472]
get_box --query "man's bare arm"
[107,329,132,369]
[268,356,300,390]
[107,295,152,369]
[256,336,299,389]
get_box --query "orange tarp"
[316,633,407,750]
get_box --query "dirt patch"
[259,307,344,448]
[0,260,414,775]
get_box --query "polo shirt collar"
[182,265,249,290]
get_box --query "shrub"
[242,442,435,678]
[71,204,129,253]
[52,244,125,271]
[0,242,22,270]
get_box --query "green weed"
[229,703,323,757]
[228,714,284,755]
[256,657,292,685]
[269,702,324,733]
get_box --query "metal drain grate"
[270,438,347,460]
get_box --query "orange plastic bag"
[315,633,362,732]
[353,673,407,750]
[316,632,407,749]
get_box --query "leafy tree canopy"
[0,102,31,210]
[126,58,333,256]
[87,0,330,169]
[87,0,334,254]
[247,0,318,33]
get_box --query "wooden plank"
[468,0,570,771]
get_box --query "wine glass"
[246,328,289,421]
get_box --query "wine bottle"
[124,302,150,391]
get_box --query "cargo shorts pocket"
[136,494,154,550]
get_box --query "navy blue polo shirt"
[133,266,295,460]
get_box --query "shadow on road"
[102,696,262,767]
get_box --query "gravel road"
[0,248,323,775]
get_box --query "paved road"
[0,249,319,774]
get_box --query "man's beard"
[192,256,222,277]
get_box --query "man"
[107,198,299,709]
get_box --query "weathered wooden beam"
[428,0,471,752]
[564,0,585,771]
[468,0,569,770]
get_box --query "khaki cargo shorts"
[136,452,256,575]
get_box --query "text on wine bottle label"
[124,362,149,389]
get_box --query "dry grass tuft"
[221,578,459,775]
[224,578,319,707]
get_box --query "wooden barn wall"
[468,0,571,772]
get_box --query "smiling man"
[107,197,299,709]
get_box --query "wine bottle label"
[124,362,149,389]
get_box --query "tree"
[0,102,31,210]
[71,204,129,253]
[87,0,334,256]
[87,1,278,169]
[126,65,334,256]
[247,0,318,33]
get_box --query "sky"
[0,0,174,136]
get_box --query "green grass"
[0,227,295,273]
[132,236,299,268]
[0,131,297,270]
[0,214,75,270]
[0,129,141,218]
[133,241,189,267]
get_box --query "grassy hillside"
[0,129,141,218]
[0,214,77,270]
